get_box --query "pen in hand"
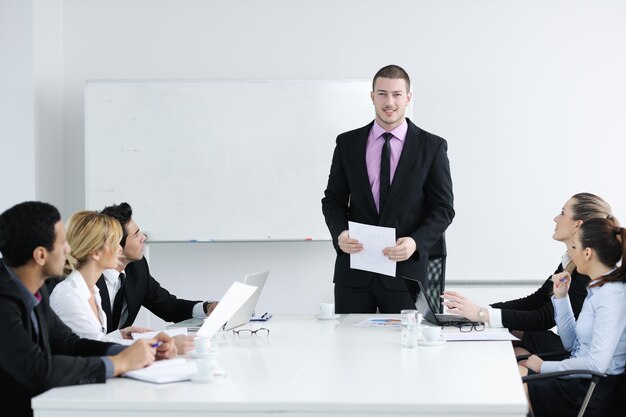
[151,341,163,348]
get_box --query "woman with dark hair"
[519,218,626,417]
[442,193,614,355]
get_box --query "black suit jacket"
[322,119,455,291]
[97,257,201,330]
[491,263,590,330]
[0,260,113,417]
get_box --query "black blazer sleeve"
[321,131,354,254]
[490,263,590,331]
[124,257,200,325]
[407,137,454,260]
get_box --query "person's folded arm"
[553,295,576,351]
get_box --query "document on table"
[443,331,520,342]
[348,221,396,277]
[123,358,198,383]
[354,318,401,327]
[131,327,188,340]
[195,281,258,338]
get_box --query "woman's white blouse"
[49,270,126,343]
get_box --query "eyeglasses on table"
[446,323,485,333]
[232,327,270,338]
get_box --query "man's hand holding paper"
[382,236,417,262]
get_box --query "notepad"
[123,358,198,383]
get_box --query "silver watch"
[477,307,486,322]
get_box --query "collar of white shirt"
[66,270,96,301]
[103,268,125,287]
[560,252,572,269]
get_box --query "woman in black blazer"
[442,193,614,355]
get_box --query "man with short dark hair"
[322,64,455,313]
[0,201,176,417]
[98,202,217,332]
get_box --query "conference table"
[32,314,528,417]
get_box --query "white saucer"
[315,314,340,320]
[190,351,213,359]
[190,373,216,384]
[419,339,445,347]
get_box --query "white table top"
[33,314,528,417]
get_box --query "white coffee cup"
[320,303,335,317]
[423,326,442,342]
[196,357,216,378]
[194,336,211,354]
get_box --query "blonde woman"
[50,211,149,342]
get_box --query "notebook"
[413,279,480,326]
[168,270,269,332]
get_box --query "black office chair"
[426,256,446,313]
[522,370,606,417]
[425,235,447,314]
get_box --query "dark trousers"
[334,276,417,314]
[518,330,567,356]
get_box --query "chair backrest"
[426,256,446,314]
[44,275,66,296]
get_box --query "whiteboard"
[85,80,411,241]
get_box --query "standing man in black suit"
[322,65,455,313]
[0,201,176,417]
[97,202,218,333]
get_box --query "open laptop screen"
[414,280,439,324]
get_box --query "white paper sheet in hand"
[195,281,258,338]
[348,221,396,277]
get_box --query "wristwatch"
[477,307,486,322]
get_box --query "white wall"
[4,0,626,326]
[32,0,65,211]
[0,0,36,213]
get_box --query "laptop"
[413,279,480,326]
[168,270,270,332]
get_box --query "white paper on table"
[195,281,258,338]
[443,331,520,342]
[348,221,396,277]
[131,327,188,340]
[123,358,198,383]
